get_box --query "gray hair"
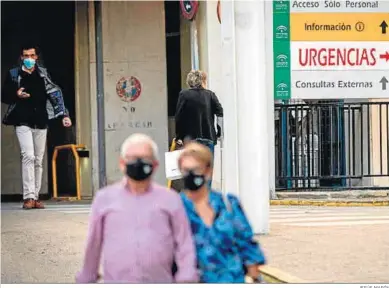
[120,133,159,160]
[186,70,207,88]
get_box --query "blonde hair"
[120,133,159,160]
[186,70,207,88]
[178,141,213,169]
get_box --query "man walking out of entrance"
[76,133,198,283]
[1,44,72,209]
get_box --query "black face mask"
[183,170,206,192]
[126,159,153,181]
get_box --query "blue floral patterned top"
[180,191,266,283]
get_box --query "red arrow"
[380,51,389,62]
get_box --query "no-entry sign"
[180,0,199,21]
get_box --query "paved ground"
[259,206,389,283]
[1,203,389,283]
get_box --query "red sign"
[180,0,199,21]
[116,76,142,103]
[298,48,377,67]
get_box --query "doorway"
[1,1,76,199]
[164,0,182,118]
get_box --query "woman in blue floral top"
[177,142,266,283]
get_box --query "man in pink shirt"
[76,133,198,283]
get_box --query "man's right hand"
[17,87,30,98]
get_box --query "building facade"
[1,1,388,206]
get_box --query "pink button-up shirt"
[76,181,198,283]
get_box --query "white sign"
[291,42,389,71]
[281,0,389,100]
[291,71,388,100]
[291,41,389,99]
[290,0,389,13]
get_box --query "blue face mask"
[23,58,36,69]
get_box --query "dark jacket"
[1,65,69,126]
[175,87,223,144]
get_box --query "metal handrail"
[52,144,86,200]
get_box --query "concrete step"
[271,197,389,206]
[276,190,389,200]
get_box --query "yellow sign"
[291,13,389,41]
